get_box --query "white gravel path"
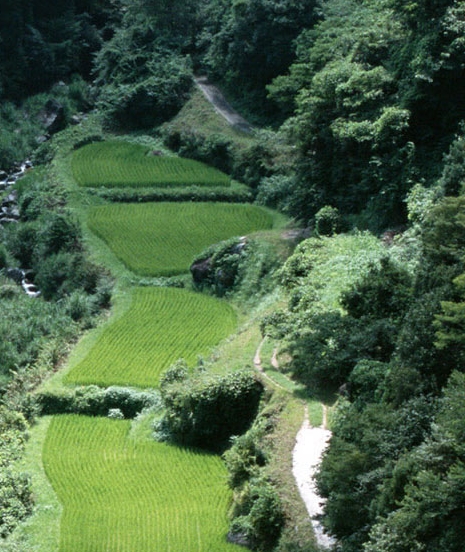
[292,413,336,550]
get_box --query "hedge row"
[88,185,254,204]
[36,385,161,418]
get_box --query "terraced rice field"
[87,202,273,276]
[72,141,231,188]
[44,415,240,552]
[64,287,237,388]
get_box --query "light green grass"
[43,415,240,552]
[87,202,274,276]
[72,141,231,188]
[64,287,237,388]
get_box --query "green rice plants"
[72,141,231,188]
[43,415,240,552]
[64,287,237,388]
[87,202,274,276]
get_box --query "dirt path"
[253,338,335,549]
[293,408,335,550]
[194,77,254,133]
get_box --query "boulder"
[6,268,25,284]
[190,257,212,284]
[227,531,251,548]
[39,99,65,134]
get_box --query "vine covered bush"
[159,368,263,450]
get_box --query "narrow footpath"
[253,338,336,550]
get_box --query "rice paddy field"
[64,287,237,388]
[29,134,285,551]
[43,415,240,552]
[72,141,231,188]
[87,202,274,276]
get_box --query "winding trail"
[195,77,254,133]
[253,338,335,550]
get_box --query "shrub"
[314,205,341,236]
[191,237,246,294]
[161,370,264,450]
[0,408,33,539]
[90,186,253,203]
[107,408,124,420]
[229,478,285,552]
[36,386,160,418]
[98,59,192,129]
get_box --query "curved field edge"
[86,202,275,277]
[64,287,237,388]
[72,141,231,188]
[43,415,240,552]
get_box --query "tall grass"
[43,415,240,552]
[87,202,274,276]
[64,287,237,388]
[72,141,231,188]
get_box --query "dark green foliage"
[421,195,465,266]
[160,370,263,450]
[191,237,246,295]
[162,129,235,174]
[317,396,437,550]
[223,426,267,488]
[5,171,110,301]
[0,408,33,538]
[0,1,112,100]
[36,386,161,418]
[89,185,253,204]
[224,393,288,551]
[97,58,193,129]
[203,0,317,119]
[0,293,78,382]
[365,372,465,552]
[341,257,413,321]
[439,126,465,195]
[92,1,197,129]
[347,360,387,407]
[230,478,285,552]
[288,312,397,394]
[265,0,465,230]
[314,206,341,236]
[191,236,282,301]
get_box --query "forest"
[1,0,465,551]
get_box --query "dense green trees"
[265,0,465,229]
[0,0,115,99]
[261,187,465,550]
[202,0,317,118]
